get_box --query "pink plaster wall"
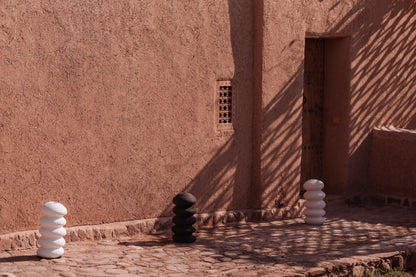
[259,0,416,198]
[369,128,416,198]
[1,0,415,234]
[253,0,304,209]
[346,1,416,196]
[0,0,253,234]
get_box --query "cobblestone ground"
[1,198,416,277]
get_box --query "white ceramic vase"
[37,201,67,258]
[303,179,326,224]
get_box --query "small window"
[216,80,233,130]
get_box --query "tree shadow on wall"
[160,0,252,216]
[159,0,303,217]
[154,0,416,267]
[181,67,303,215]
[341,0,416,196]
[161,0,416,218]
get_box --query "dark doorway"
[301,38,325,193]
[301,37,350,195]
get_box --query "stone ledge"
[306,251,416,276]
[0,205,303,252]
[373,126,416,141]
[347,194,416,209]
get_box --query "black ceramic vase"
[172,192,196,243]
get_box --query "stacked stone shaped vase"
[37,201,67,259]
[303,179,326,225]
[172,192,197,243]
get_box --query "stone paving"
[1,198,416,276]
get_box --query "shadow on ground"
[122,198,416,268]
[0,255,40,263]
[119,0,416,269]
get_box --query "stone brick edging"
[305,251,416,276]
[347,194,416,209]
[0,205,303,252]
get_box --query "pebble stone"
[0,198,416,276]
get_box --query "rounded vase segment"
[173,193,197,208]
[40,216,67,228]
[304,190,326,201]
[304,209,326,218]
[38,237,66,248]
[303,179,324,191]
[305,200,326,209]
[41,201,68,217]
[37,247,65,259]
[39,227,67,238]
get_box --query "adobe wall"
[346,1,416,196]
[258,0,416,198]
[257,0,357,205]
[1,0,415,234]
[369,127,416,199]
[0,0,254,234]
[252,0,305,209]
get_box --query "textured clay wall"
[1,0,415,234]
[252,0,304,210]
[259,0,416,197]
[369,128,416,199]
[256,0,354,207]
[0,0,253,234]
[346,1,416,196]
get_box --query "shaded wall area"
[261,0,416,198]
[347,1,416,196]
[253,0,305,211]
[369,127,416,201]
[176,0,254,214]
[320,0,416,196]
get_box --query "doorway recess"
[301,37,350,195]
